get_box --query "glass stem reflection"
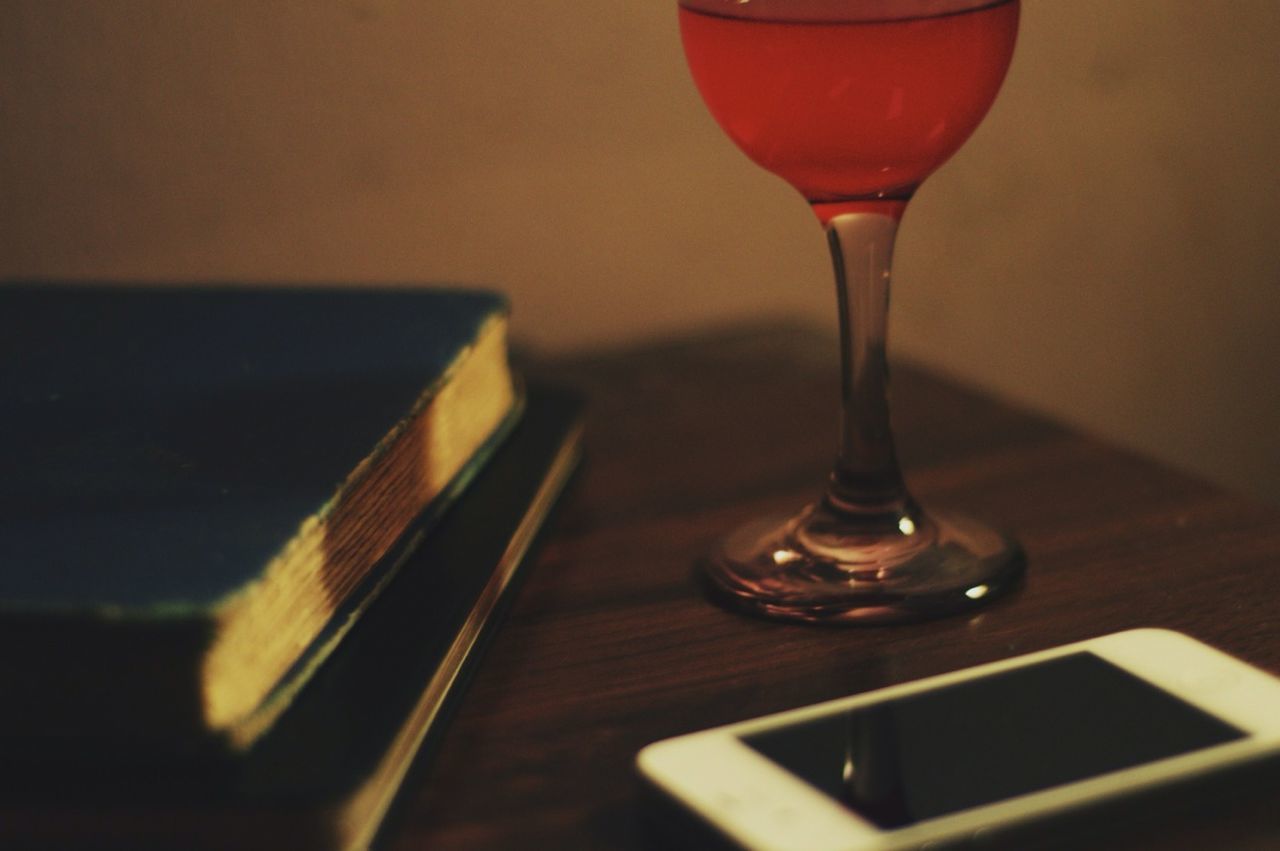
[825,212,913,524]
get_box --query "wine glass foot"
[703,506,1025,624]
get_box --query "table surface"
[390,325,1280,850]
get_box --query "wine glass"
[679,0,1025,623]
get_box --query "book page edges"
[334,418,584,851]
[200,314,516,733]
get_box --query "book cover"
[0,283,520,751]
[0,385,585,851]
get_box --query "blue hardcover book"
[0,386,585,851]
[0,283,521,752]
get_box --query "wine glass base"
[703,507,1025,624]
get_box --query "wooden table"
[392,325,1280,849]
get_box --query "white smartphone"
[637,629,1280,851]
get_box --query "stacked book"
[0,284,583,849]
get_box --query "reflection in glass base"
[704,503,1025,624]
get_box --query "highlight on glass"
[679,0,1025,622]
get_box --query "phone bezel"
[636,628,1280,851]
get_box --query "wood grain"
[389,325,1280,850]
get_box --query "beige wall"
[3,1,1278,504]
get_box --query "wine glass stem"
[826,211,910,519]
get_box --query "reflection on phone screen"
[743,653,1243,828]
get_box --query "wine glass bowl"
[679,0,1025,623]
[679,0,1020,212]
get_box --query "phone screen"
[741,652,1244,828]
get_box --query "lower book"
[0,384,584,851]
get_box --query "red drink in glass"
[677,0,1025,624]
[679,0,1018,220]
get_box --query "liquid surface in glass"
[678,0,1019,204]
